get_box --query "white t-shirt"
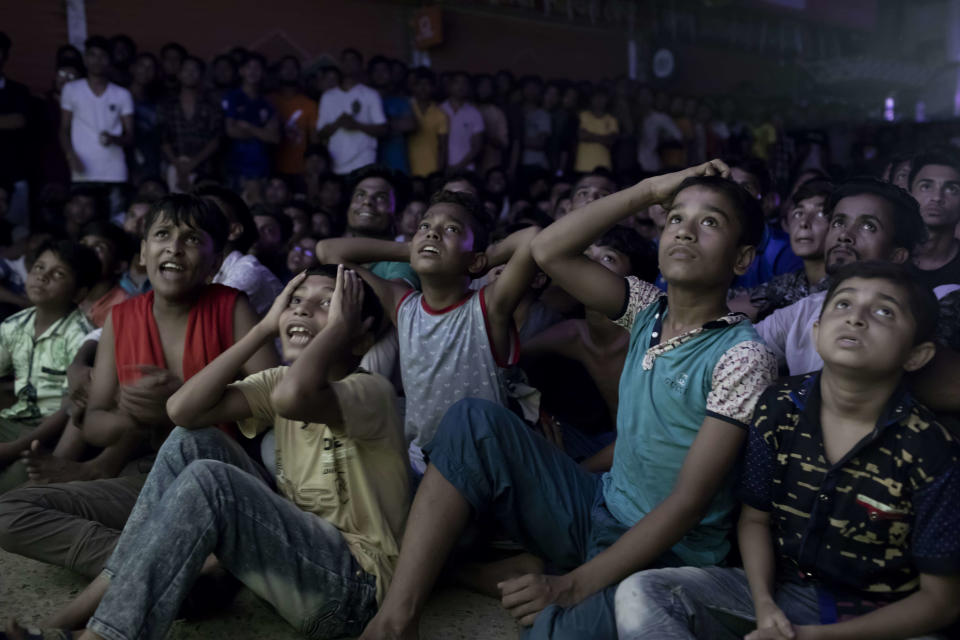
[61,79,134,183]
[316,84,386,175]
[637,110,682,172]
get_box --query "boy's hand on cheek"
[259,271,307,337]
[327,265,371,337]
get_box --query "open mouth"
[285,324,314,346]
[159,261,186,277]
[418,245,441,257]
[837,335,861,347]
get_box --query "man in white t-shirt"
[59,36,134,187]
[635,87,681,172]
[316,48,387,175]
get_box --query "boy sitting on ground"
[3,265,409,640]
[360,160,778,640]
[0,240,98,493]
[615,261,960,640]
[78,221,134,327]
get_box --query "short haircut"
[442,169,482,195]
[304,264,385,333]
[84,36,111,55]
[27,239,101,292]
[68,185,106,219]
[212,54,235,70]
[412,67,436,84]
[347,164,409,212]
[109,34,135,52]
[428,190,490,252]
[80,220,135,263]
[160,42,187,58]
[792,178,835,207]
[821,261,939,345]
[250,204,293,244]
[672,175,765,247]
[908,148,960,191]
[320,65,343,83]
[0,32,10,58]
[241,51,266,69]
[143,194,229,254]
[573,167,618,192]
[825,177,926,255]
[595,226,659,283]
[724,156,773,197]
[181,55,206,74]
[341,48,362,62]
[193,185,258,254]
[367,55,390,73]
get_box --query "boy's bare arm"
[738,506,794,639]
[348,264,412,327]
[233,294,281,376]
[315,237,411,266]
[82,316,138,447]
[484,226,543,363]
[531,160,730,318]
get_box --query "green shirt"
[0,307,93,420]
[369,261,420,290]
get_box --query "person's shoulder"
[332,369,399,413]
[108,82,132,98]
[1,306,33,330]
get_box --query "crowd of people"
[0,29,959,640]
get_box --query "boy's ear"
[732,244,756,276]
[467,251,488,277]
[351,316,377,356]
[890,247,909,265]
[903,341,936,373]
[227,222,244,243]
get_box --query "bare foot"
[456,552,546,598]
[358,612,420,640]
[22,441,102,484]
[4,618,81,639]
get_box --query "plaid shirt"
[0,307,93,420]
[157,95,223,169]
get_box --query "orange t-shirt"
[84,285,132,328]
[271,93,319,175]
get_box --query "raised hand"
[327,264,372,337]
[644,159,732,203]
[258,271,308,338]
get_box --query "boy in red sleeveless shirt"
[0,194,278,580]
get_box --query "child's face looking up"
[278,275,335,361]
[786,195,829,260]
[26,250,80,307]
[141,214,219,300]
[410,203,480,277]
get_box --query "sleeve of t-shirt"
[328,371,399,441]
[117,87,134,117]
[229,367,285,438]
[705,340,778,428]
[316,93,335,129]
[736,385,780,511]
[613,275,663,332]
[368,89,387,126]
[910,441,960,574]
[754,302,795,368]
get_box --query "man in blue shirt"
[223,52,279,188]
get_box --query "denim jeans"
[615,566,947,640]
[87,427,377,640]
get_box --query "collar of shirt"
[642,296,747,370]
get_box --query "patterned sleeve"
[910,436,960,574]
[0,321,11,377]
[705,340,778,428]
[737,386,780,511]
[613,275,663,332]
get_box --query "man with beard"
[270,55,317,181]
[756,177,928,375]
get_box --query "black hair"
[304,264,384,334]
[907,148,960,192]
[792,178,835,207]
[143,194,229,254]
[595,226,659,283]
[672,175,765,247]
[160,42,187,58]
[821,260,939,345]
[241,51,267,70]
[412,67,436,84]
[67,185,107,219]
[825,177,926,255]
[278,54,301,70]
[79,220,135,265]
[84,36,111,55]
[193,185,259,254]
[212,54,236,70]
[341,48,362,62]
[136,174,169,195]
[573,167,618,193]
[724,156,773,197]
[347,164,410,213]
[320,65,343,84]
[250,204,293,244]
[367,55,390,74]
[428,190,490,252]
[27,239,101,293]
[109,34,135,54]
[442,169,482,196]
[181,55,206,74]
[0,32,10,58]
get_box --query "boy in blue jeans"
[615,261,960,639]
[361,160,778,639]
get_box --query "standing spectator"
[474,74,510,175]
[510,75,552,174]
[158,56,223,192]
[128,53,162,183]
[441,71,484,173]
[39,61,80,191]
[159,42,186,98]
[370,56,414,174]
[224,52,280,190]
[610,77,638,177]
[269,55,317,180]
[552,84,580,175]
[0,33,31,237]
[107,34,135,88]
[59,36,134,216]
[575,86,618,173]
[407,67,448,178]
[316,49,387,175]
[208,54,237,108]
[636,86,681,172]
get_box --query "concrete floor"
[0,548,521,639]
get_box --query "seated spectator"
[250,205,292,278]
[395,197,426,242]
[62,185,104,239]
[303,145,333,203]
[311,208,334,240]
[361,161,777,639]
[269,55,317,180]
[908,150,960,290]
[118,198,152,296]
[407,67,449,178]
[194,185,282,315]
[78,221,134,327]
[60,36,134,216]
[729,178,835,320]
[316,49,387,175]
[575,86,618,173]
[263,175,291,208]
[882,151,912,190]
[0,194,278,578]
[224,52,279,190]
[615,261,960,640]
[0,240,98,493]
[442,72,485,173]
[23,266,407,639]
[756,177,928,375]
[441,170,482,199]
[158,55,223,193]
[133,174,168,203]
[285,236,319,275]
[281,200,310,245]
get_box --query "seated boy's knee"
[615,571,670,612]
[437,398,518,443]
[0,491,37,551]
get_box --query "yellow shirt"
[575,110,619,172]
[231,367,409,603]
[408,100,449,177]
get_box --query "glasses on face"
[291,246,315,258]
[57,69,78,81]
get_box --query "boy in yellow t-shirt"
[41,265,408,640]
[575,87,619,173]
